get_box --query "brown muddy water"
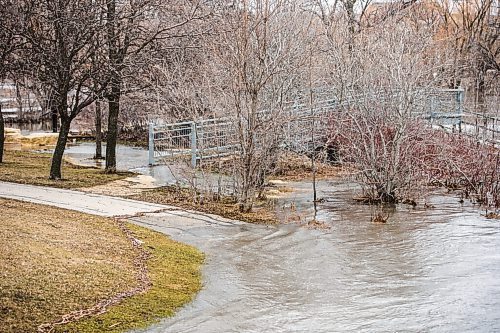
[33,142,500,331]
[131,180,500,333]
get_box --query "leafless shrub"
[429,132,500,208]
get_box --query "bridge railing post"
[191,121,197,168]
[457,87,464,133]
[148,121,155,166]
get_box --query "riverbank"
[0,197,203,333]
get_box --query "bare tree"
[19,0,107,179]
[307,0,373,49]
[93,96,104,159]
[0,0,24,163]
[91,4,108,160]
[103,0,210,173]
[326,8,445,203]
[435,0,499,107]
[0,102,4,163]
[210,0,314,212]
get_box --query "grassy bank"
[0,199,204,333]
[0,149,280,224]
[0,150,131,188]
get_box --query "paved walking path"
[0,181,245,229]
[0,180,254,333]
[0,181,172,217]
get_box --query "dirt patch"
[79,175,159,196]
[129,186,280,225]
[271,151,344,181]
[485,212,500,220]
[197,151,344,181]
[261,181,296,199]
[304,219,332,230]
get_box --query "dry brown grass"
[485,212,500,220]
[271,151,343,181]
[0,199,204,333]
[304,219,332,230]
[0,150,131,188]
[130,186,279,225]
[0,198,138,333]
[198,151,343,181]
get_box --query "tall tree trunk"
[239,183,254,213]
[0,104,4,163]
[476,68,486,113]
[238,97,257,213]
[49,116,70,180]
[344,0,356,51]
[51,102,58,133]
[105,0,119,174]
[15,81,23,119]
[105,83,120,173]
[94,100,103,159]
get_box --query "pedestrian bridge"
[148,88,498,166]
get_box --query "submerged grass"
[0,150,131,188]
[0,199,204,333]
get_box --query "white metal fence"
[148,117,238,166]
[148,88,498,166]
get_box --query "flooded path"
[45,142,500,331]
[63,143,183,186]
[132,182,500,333]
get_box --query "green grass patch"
[0,150,132,188]
[57,223,204,333]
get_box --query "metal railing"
[460,110,500,144]
[149,88,499,166]
[148,117,239,166]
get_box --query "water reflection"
[5,121,52,134]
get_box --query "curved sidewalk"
[0,181,172,217]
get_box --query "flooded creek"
[36,142,500,331]
[132,182,500,332]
